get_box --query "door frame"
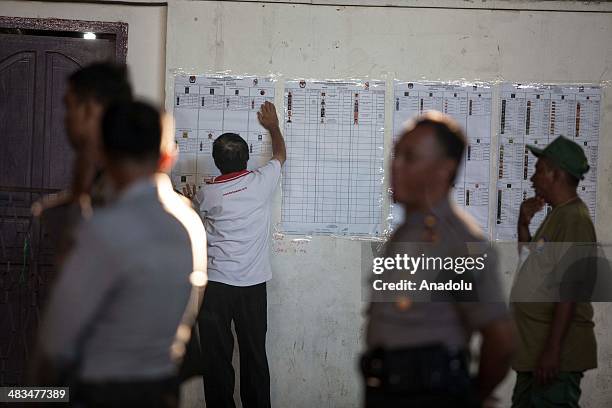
[0,16,128,62]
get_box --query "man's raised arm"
[258,101,286,165]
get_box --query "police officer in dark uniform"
[362,112,516,408]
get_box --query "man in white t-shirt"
[183,101,285,408]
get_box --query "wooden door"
[0,19,126,385]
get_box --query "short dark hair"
[212,133,249,174]
[68,62,133,107]
[414,112,467,181]
[102,101,161,162]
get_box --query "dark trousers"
[75,377,179,407]
[198,281,270,408]
[365,386,477,408]
[511,371,584,408]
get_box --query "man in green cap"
[511,135,597,407]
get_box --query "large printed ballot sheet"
[172,75,275,190]
[494,83,601,241]
[390,81,493,236]
[281,79,385,237]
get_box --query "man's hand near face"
[517,196,545,245]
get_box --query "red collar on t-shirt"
[209,170,251,184]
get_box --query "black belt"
[361,344,472,396]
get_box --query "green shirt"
[512,198,597,372]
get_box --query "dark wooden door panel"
[41,37,115,190]
[1,34,116,193]
[0,48,37,206]
[0,24,121,386]
[44,52,79,190]
[0,216,32,265]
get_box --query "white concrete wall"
[3,1,611,406]
[0,0,167,105]
[166,2,612,407]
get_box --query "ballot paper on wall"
[280,79,385,237]
[390,81,493,236]
[494,83,601,241]
[172,75,275,190]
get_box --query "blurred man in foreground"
[363,112,515,408]
[37,101,206,407]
